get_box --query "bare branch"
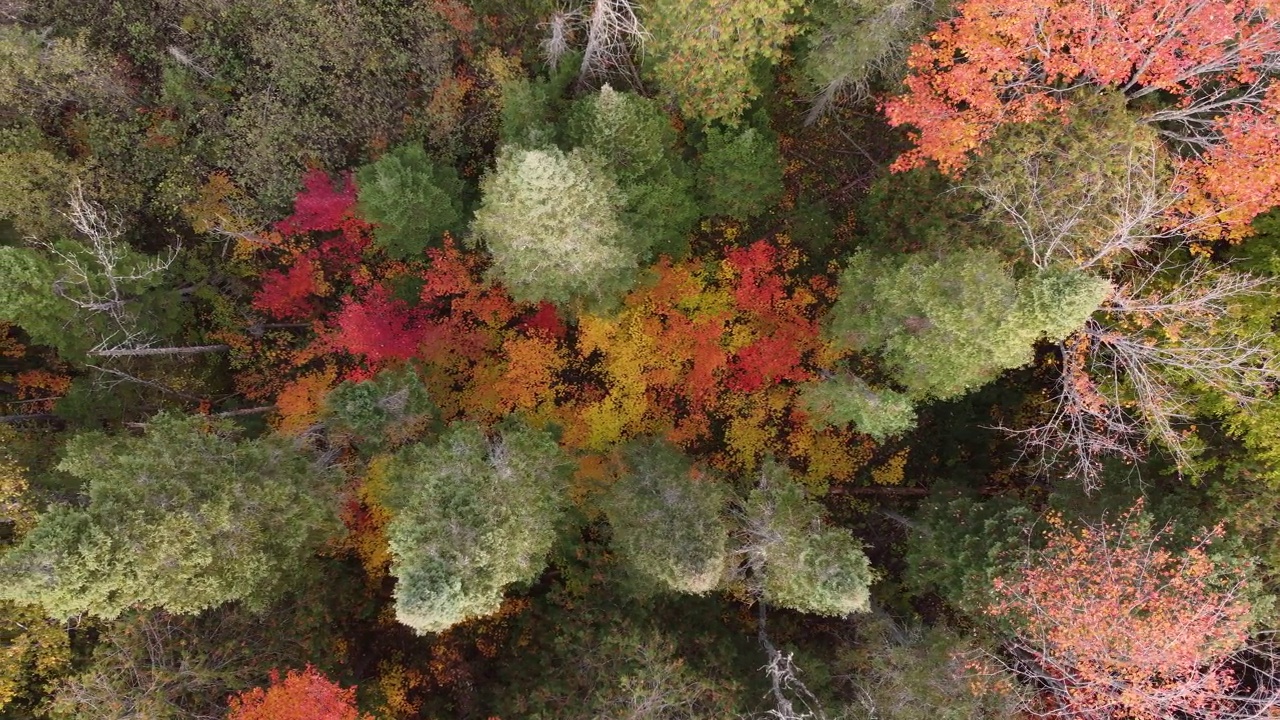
[578,0,648,88]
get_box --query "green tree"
[0,450,72,719]
[0,129,77,239]
[0,246,78,356]
[800,373,917,441]
[322,366,434,452]
[0,26,127,120]
[799,0,947,122]
[472,146,641,309]
[643,0,802,123]
[601,439,729,594]
[902,493,1036,613]
[384,420,571,634]
[0,413,341,619]
[565,86,699,259]
[355,143,464,260]
[829,249,1110,400]
[695,125,784,222]
[829,615,1025,720]
[740,462,876,616]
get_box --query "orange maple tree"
[984,501,1279,719]
[883,0,1280,239]
[226,666,371,720]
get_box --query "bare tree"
[736,469,828,720]
[539,6,580,71]
[1016,251,1276,488]
[968,138,1183,270]
[577,0,648,88]
[804,0,939,125]
[37,183,228,360]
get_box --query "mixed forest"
[6,0,1280,718]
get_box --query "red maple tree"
[226,666,370,720]
[330,285,428,365]
[983,501,1279,719]
[275,169,357,237]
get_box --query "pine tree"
[695,125,784,222]
[740,462,876,616]
[322,366,434,451]
[601,438,729,594]
[0,413,341,619]
[384,420,571,634]
[800,373,917,440]
[354,143,464,260]
[829,249,1109,399]
[472,147,642,309]
[565,86,698,259]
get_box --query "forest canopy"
[3,0,1280,718]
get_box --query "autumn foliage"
[226,666,370,720]
[984,502,1273,719]
[884,0,1280,238]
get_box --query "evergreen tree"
[322,366,434,451]
[829,248,1110,399]
[0,246,77,356]
[643,0,802,123]
[354,143,464,260]
[565,86,699,259]
[471,146,641,309]
[800,373,917,440]
[384,420,571,634]
[741,462,876,616]
[903,493,1036,614]
[0,413,341,619]
[601,438,729,594]
[696,125,784,222]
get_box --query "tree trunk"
[88,344,229,358]
[0,413,61,424]
[214,405,274,418]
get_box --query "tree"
[738,461,876,617]
[227,666,370,720]
[384,420,571,634]
[0,246,78,356]
[829,615,1025,720]
[472,146,642,309]
[354,143,464,260]
[882,0,1280,240]
[902,494,1036,613]
[0,25,127,121]
[695,125,785,222]
[577,0,648,87]
[6,183,223,362]
[0,448,71,718]
[643,0,802,123]
[800,373,917,441]
[960,90,1280,485]
[322,366,434,451]
[799,0,946,123]
[52,604,321,720]
[565,85,698,258]
[0,413,341,619]
[1010,254,1277,486]
[829,249,1110,400]
[966,92,1178,270]
[0,127,78,239]
[982,501,1280,719]
[601,438,729,594]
